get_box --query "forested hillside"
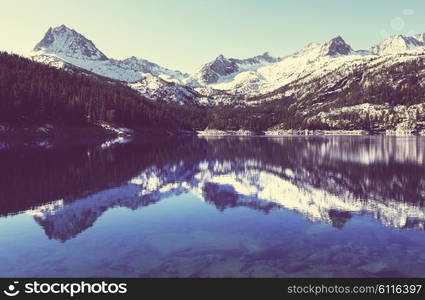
[0,52,201,130]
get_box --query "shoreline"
[2,123,425,143]
[197,129,425,137]
[0,122,187,142]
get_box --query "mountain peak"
[294,36,353,59]
[323,36,352,56]
[372,34,424,55]
[215,54,227,61]
[196,55,238,84]
[248,52,280,63]
[196,51,280,84]
[56,24,71,31]
[121,56,143,63]
[330,35,344,42]
[33,25,108,61]
[260,51,272,58]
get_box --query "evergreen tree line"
[0,52,189,129]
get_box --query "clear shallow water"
[1,136,425,277]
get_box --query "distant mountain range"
[30,25,425,108]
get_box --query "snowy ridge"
[129,74,212,105]
[194,52,280,85]
[208,37,371,96]
[29,25,425,105]
[372,34,425,55]
[112,56,189,83]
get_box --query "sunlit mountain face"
[1,136,425,277]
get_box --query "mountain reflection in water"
[1,136,425,277]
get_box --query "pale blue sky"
[1,0,425,73]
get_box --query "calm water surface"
[1,136,425,277]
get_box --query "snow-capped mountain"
[297,36,354,58]
[111,56,188,82]
[371,34,425,55]
[195,52,280,84]
[33,25,108,61]
[205,36,371,97]
[31,25,188,82]
[30,25,425,107]
[30,25,193,100]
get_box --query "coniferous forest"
[0,52,183,129]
